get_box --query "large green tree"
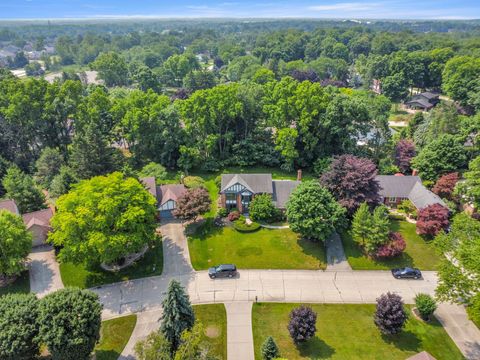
[455,156,480,209]
[0,293,40,360]
[0,210,32,278]
[286,181,346,242]
[38,288,102,360]
[2,166,47,213]
[92,51,129,87]
[49,172,157,266]
[442,56,480,109]
[34,147,64,189]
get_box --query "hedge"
[233,219,261,232]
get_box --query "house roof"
[156,184,187,206]
[140,177,157,198]
[22,208,53,229]
[406,97,434,109]
[220,174,273,194]
[0,199,19,215]
[406,351,436,360]
[417,92,439,100]
[272,180,300,208]
[408,182,446,209]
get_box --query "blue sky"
[1,0,479,20]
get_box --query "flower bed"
[233,218,261,232]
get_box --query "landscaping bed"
[188,222,326,270]
[95,314,137,360]
[342,220,441,270]
[252,303,463,360]
[194,304,227,359]
[59,240,163,288]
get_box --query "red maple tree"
[416,204,449,237]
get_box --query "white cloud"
[308,2,380,12]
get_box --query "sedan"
[391,267,422,279]
[208,264,237,279]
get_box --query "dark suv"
[208,264,237,279]
[391,267,422,279]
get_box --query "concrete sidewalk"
[225,302,254,360]
[326,232,352,271]
[28,245,64,298]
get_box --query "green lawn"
[59,239,163,288]
[0,271,30,297]
[194,304,227,359]
[342,220,441,270]
[95,314,137,360]
[188,222,326,270]
[252,303,464,360]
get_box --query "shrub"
[261,336,280,360]
[183,176,205,189]
[432,172,459,200]
[467,293,480,326]
[375,232,406,258]
[216,207,228,218]
[138,162,167,182]
[388,213,406,221]
[214,175,222,189]
[233,218,261,232]
[398,200,416,217]
[374,292,408,335]
[249,194,279,223]
[227,211,240,221]
[288,305,317,344]
[416,204,450,238]
[414,293,437,321]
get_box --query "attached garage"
[22,208,53,248]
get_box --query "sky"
[0,0,479,20]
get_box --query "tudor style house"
[405,92,440,111]
[219,173,301,213]
[141,177,187,218]
[376,174,445,210]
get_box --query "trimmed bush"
[249,194,280,223]
[233,218,261,232]
[216,207,228,218]
[415,293,437,321]
[388,213,406,221]
[288,305,317,344]
[375,232,406,258]
[183,176,205,189]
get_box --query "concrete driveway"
[28,245,63,298]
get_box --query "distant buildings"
[405,92,440,111]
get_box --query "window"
[388,197,397,203]
[159,200,176,211]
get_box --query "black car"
[391,267,422,279]
[208,264,237,279]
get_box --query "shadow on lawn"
[95,349,121,360]
[297,238,327,267]
[298,336,335,358]
[382,330,421,353]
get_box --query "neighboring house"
[0,199,20,214]
[22,208,53,247]
[141,177,187,218]
[405,92,440,111]
[219,173,301,213]
[376,174,446,210]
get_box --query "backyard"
[342,220,441,270]
[95,314,137,360]
[194,304,228,359]
[252,303,464,360]
[188,222,326,270]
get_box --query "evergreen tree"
[49,165,77,198]
[368,205,390,254]
[352,202,372,247]
[2,166,47,213]
[160,280,195,354]
[261,336,280,360]
[34,147,64,188]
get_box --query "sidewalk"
[225,302,254,360]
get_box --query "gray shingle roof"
[272,180,300,209]
[220,174,273,194]
[0,199,19,215]
[406,97,434,109]
[408,182,446,209]
[376,175,421,198]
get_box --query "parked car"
[208,264,237,279]
[391,267,422,279]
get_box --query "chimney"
[297,169,302,181]
[412,169,419,176]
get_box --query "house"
[376,175,445,210]
[405,92,440,111]
[0,199,20,214]
[219,173,301,213]
[140,177,187,218]
[22,208,53,247]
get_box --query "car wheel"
[210,275,215,279]
[414,275,420,279]
[228,273,233,278]
[395,276,400,279]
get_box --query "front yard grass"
[188,222,326,270]
[194,304,227,359]
[342,220,441,270]
[59,239,163,289]
[252,303,464,360]
[0,271,30,296]
[95,314,137,360]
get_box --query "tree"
[414,293,437,321]
[374,293,408,335]
[286,181,346,242]
[375,232,406,258]
[38,288,102,360]
[0,210,32,279]
[174,322,216,360]
[49,172,157,266]
[394,140,416,174]
[0,293,39,359]
[275,128,299,171]
[135,331,171,360]
[416,204,449,238]
[2,166,47,214]
[408,112,424,138]
[261,336,280,360]
[381,73,409,102]
[48,165,77,198]
[321,155,380,215]
[435,214,480,306]
[411,135,467,181]
[352,202,372,247]
[367,205,390,255]
[432,172,459,200]
[249,194,279,223]
[288,305,317,344]
[161,279,195,354]
[183,70,217,91]
[442,56,480,108]
[138,162,168,183]
[455,156,480,209]
[173,187,211,222]
[92,51,129,87]
[34,147,64,189]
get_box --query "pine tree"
[367,205,390,254]
[352,202,372,247]
[2,166,47,213]
[261,336,280,360]
[160,280,195,354]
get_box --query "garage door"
[160,210,174,219]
